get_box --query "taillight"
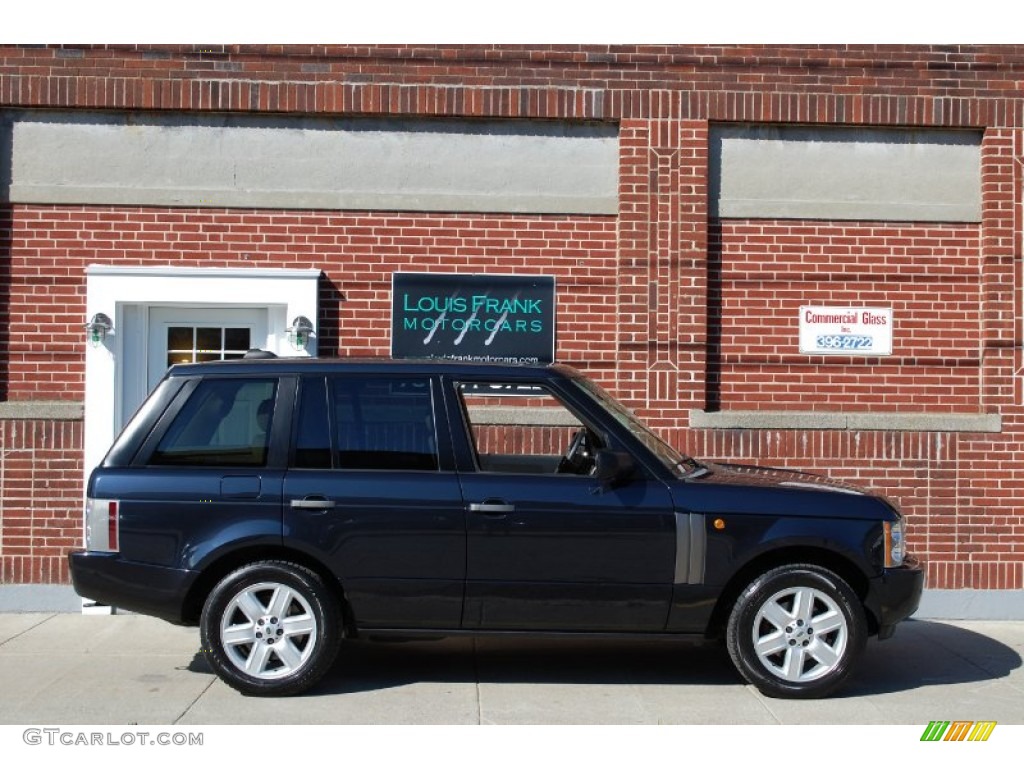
[107,500,119,551]
[85,498,119,552]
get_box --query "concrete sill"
[0,400,85,421]
[689,409,1001,433]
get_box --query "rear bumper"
[865,556,925,639]
[68,550,197,625]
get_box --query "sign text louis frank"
[799,306,893,356]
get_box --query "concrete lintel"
[711,125,982,223]
[690,409,1001,433]
[0,400,84,421]
[7,112,619,216]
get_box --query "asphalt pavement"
[0,612,1021,725]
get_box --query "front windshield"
[570,376,701,477]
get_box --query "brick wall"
[708,221,983,412]
[0,418,83,584]
[2,45,1024,591]
[3,45,1024,116]
[0,206,618,403]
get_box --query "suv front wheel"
[200,561,343,696]
[726,564,867,699]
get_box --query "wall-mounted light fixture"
[85,313,113,347]
[287,315,314,351]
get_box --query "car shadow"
[184,619,1021,698]
[837,618,1022,697]
[308,635,738,696]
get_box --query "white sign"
[799,306,893,355]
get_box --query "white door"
[85,266,320,540]
[146,307,268,392]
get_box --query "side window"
[150,378,277,467]
[292,377,332,469]
[330,376,438,471]
[457,382,601,475]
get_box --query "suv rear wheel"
[726,564,867,699]
[200,561,342,696]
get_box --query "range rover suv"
[70,357,923,698]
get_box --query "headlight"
[883,519,905,567]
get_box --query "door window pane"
[150,378,276,467]
[330,377,438,471]
[224,327,250,350]
[167,326,193,349]
[166,326,252,368]
[195,327,222,351]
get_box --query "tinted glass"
[150,378,277,467]
[167,326,193,349]
[165,326,252,369]
[330,377,437,471]
[292,377,332,469]
[224,327,250,350]
[195,327,221,351]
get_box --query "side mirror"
[594,449,636,487]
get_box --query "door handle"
[290,496,336,510]
[469,502,515,515]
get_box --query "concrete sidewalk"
[0,612,1021,725]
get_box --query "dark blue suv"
[70,358,922,698]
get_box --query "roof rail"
[242,349,278,359]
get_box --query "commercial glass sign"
[391,273,556,364]
[799,306,893,355]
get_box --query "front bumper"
[68,550,198,625]
[864,556,924,639]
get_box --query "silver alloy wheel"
[219,581,319,680]
[751,585,849,683]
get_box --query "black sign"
[391,273,556,364]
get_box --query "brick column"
[979,128,1019,410]
[616,117,708,436]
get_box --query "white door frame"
[83,266,321,479]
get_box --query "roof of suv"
[166,356,577,379]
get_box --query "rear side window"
[330,376,438,471]
[150,378,277,467]
[292,377,332,469]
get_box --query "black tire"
[200,560,343,696]
[726,564,867,699]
